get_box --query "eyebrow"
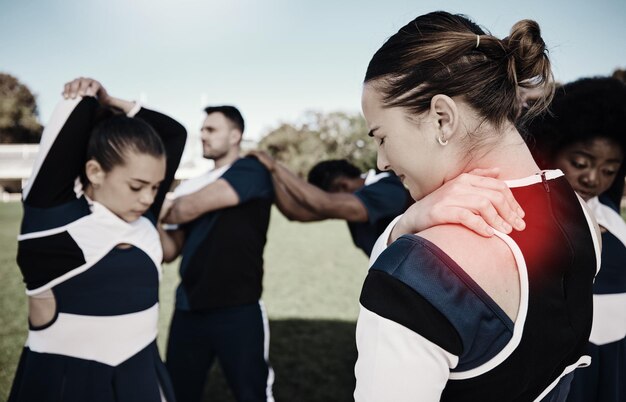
[572,150,623,164]
[129,178,151,184]
[368,127,379,137]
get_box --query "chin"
[122,213,143,223]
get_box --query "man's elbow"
[162,253,177,264]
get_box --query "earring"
[437,134,448,146]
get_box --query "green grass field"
[0,202,369,401]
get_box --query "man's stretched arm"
[249,151,369,222]
[271,176,327,222]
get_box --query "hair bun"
[504,19,554,121]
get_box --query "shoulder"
[417,224,513,273]
[222,157,274,201]
[417,225,519,318]
[222,156,272,186]
[231,156,269,172]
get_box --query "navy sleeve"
[221,156,274,203]
[599,193,620,213]
[23,97,99,208]
[134,108,187,221]
[354,176,409,225]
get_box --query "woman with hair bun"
[355,11,599,402]
[528,77,626,402]
[9,77,186,402]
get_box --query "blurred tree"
[258,111,377,177]
[0,73,43,143]
[613,68,626,83]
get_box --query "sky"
[1,0,625,161]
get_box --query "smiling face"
[361,84,452,200]
[87,151,166,222]
[552,136,624,201]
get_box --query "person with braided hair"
[354,11,599,402]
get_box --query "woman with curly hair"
[528,77,626,402]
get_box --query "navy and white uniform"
[349,170,411,256]
[566,196,626,402]
[355,171,599,402]
[9,97,186,402]
[165,157,275,402]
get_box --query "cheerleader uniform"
[566,196,626,402]
[8,96,186,402]
[355,171,600,402]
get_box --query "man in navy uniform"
[160,106,275,402]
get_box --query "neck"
[212,148,240,169]
[456,125,540,181]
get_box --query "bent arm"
[23,97,99,207]
[273,162,368,222]
[132,105,187,219]
[163,178,239,224]
[388,170,526,244]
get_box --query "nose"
[139,189,156,206]
[377,151,391,172]
[580,169,599,188]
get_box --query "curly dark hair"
[527,77,626,207]
[307,159,362,191]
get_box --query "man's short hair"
[204,105,245,134]
[307,159,362,191]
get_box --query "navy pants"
[166,302,274,402]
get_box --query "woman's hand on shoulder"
[62,77,111,106]
[390,168,526,242]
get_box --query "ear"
[229,129,243,146]
[85,159,106,186]
[429,94,459,143]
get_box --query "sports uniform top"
[173,156,274,312]
[10,97,186,402]
[355,170,599,402]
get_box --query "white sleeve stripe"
[449,230,529,379]
[354,305,458,402]
[577,195,602,275]
[533,355,591,402]
[22,98,83,199]
[368,214,402,267]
